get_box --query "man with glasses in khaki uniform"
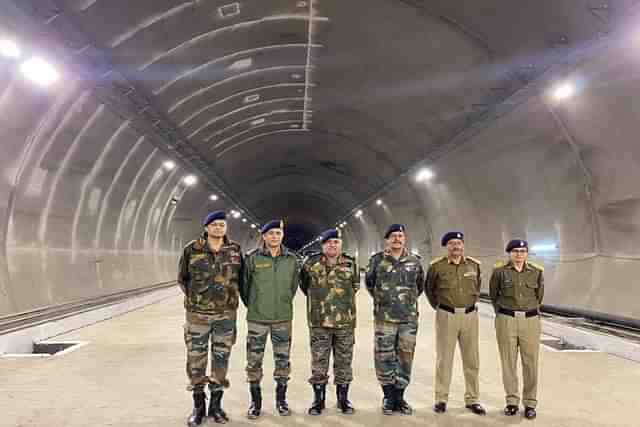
[425,231,486,415]
[490,239,544,420]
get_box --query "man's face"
[263,228,284,248]
[322,238,342,258]
[206,220,227,238]
[509,247,528,264]
[446,239,464,258]
[386,231,406,251]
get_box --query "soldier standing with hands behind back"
[300,228,359,415]
[178,211,244,426]
[366,224,424,415]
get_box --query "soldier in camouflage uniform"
[178,211,244,426]
[300,228,359,416]
[240,220,299,419]
[425,231,486,416]
[490,239,544,420]
[365,224,424,415]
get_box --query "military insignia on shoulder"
[528,261,544,271]
[494,260,505,268]
[429,255,446,265]
[466,256,482,265]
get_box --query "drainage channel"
[2,341,90,358]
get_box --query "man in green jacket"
[240,220,299,419]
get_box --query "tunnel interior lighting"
[163,160,176,170]
[228,57,252,70]
[209,194,218,201]
[218,3,240,18]
[0,39,20,58]
[354,210,363,218]
[251,224,257,229]
[530,243,558,252]
[242,218,248,223]
[376,199,383,206]
[244,94,260,103]
[20,57,59,86]
[552,83,575,101]
[170,196,179,205]
[291,73,303,80]
[231,210,241,219]
[183,175,197,186]
[250,118,266,126]
[416,168,434,182]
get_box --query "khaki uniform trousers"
[435,308,480,405]
[495,313,541,408]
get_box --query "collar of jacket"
[505,260,534,271]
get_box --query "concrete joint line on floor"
[0,286,181,356]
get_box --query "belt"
[439,304,477,314]
[498,307,539,318]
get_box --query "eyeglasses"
[511,249,528,254]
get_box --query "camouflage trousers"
[184,311,237,393]
[246,321,292,385]
[309,327,355,385]
[374,320,418,389]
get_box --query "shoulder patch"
[466,256,482,265]
[528,261,544,272]
[494,260,505,268]
[429,255,447,265]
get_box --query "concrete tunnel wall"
[341,29,640,321]
[0,74,259,317]
[1,0,640,323]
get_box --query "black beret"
[261,219,284,234]
[441,231,464,247]
[320,228,341,244]
[384,224,406,239]
[505,239,528,252]
[203,210,226,226]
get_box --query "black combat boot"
[247,383,262,419]
[394,387,413,415]
[275,382,291,416]
[187,391,206,427]
[208,390,229,424]
[336,384,355,414]
[381,384,396,415]
[308,383,326,415]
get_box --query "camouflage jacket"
[300,252,360,329]
[365,249,425,323]
[178,234,243,316]
[425,255,481,309]
[490,260,544,311]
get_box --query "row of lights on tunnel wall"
[299,168,437,251]
[299,80,580,252]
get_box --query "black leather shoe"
[381,385,395,415]
[465,403,487,415]
[308,384,326,415]
[504,404,518,416]
[336,384,355,414]
[276,383,291,416]
[434,401,447,413]
[187,392,207,427]
[208,390,229,424]
[247,384,262,420]
[394,388,412,415]
[524,407,537,419]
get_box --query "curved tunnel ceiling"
[2,0,640,319]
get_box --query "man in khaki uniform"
[425,231,486,415]
[490,239,544,420]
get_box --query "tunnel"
[1,1,639,426]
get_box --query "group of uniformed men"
[178,210,545,425]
